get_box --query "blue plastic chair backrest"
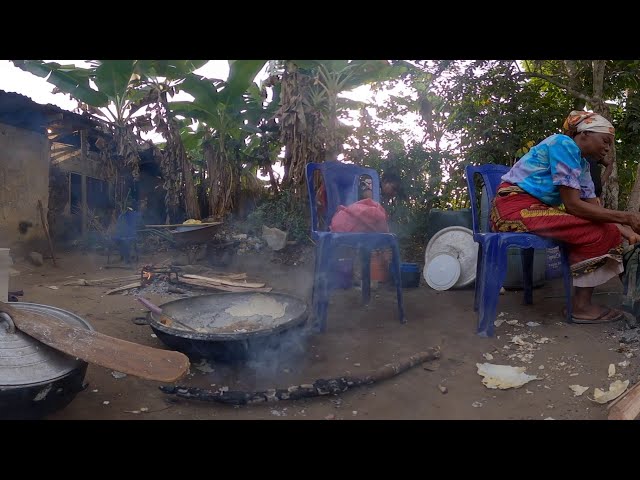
[465,164,511,234]
[306,161,381,233]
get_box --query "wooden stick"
[206,272,247,280]
[37,200,56,267]
[181,273,265,288]
[178,277,272,293]
[144,222,222,228]
[161,348,441,405]
[608,380,640,420]
[105,282,142,295]
[135,296,198,332]
[63,275,140,286]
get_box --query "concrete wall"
[0,122,49,252]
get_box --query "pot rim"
[0,302,93,386]
[148,291,308,341]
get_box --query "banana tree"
[273,60,405,191]
[170,60,270,218]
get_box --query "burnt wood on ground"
[160,348,440,405]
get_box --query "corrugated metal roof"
[0,90,112,151]
[0,90,99,131]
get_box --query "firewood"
[105,282,142,295]
[207,272,247,280]
[181,273,265,289]
[160,348,441,405]
[178,277,272,293]
[64,275,139,286]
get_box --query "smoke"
[244,322,314,387]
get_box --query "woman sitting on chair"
[490,111,640,324]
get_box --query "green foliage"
[246,189,310,243]
[12,60,109,106]
[355,140,439,241]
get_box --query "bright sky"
[0,60,422,173]
[0,60,232,113]
[0,60,418,135]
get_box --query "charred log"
[160,348,440,406]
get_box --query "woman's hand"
[625,212,640,235]
[617,224,640,244]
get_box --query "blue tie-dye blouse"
[501,134,596,206]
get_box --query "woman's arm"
[560,186,640,232]
[582,192,640,242]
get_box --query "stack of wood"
[63,268,270,295]
[178,274,271,293]
[63,275,142,295]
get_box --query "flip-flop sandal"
[571,308,625,324]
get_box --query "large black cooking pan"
[0,303,92,420]
[146,292,308,362]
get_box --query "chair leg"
[389,241,406,324]
[474,244,483,312]
[311,237,331,332]
[560,245,573,323]
[477,240,508,337]
[360,248,372,305]
[521,248,534,305]
[311,242,323,331]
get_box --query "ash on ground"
[126,280,197,298]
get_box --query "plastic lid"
[424,226,477,288]
[424,254,461,291]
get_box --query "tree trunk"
[563,60,586,111]
[278,62,327,193]
[180,151,200,220]
[592,61,619,210]
[627,162,640,212]
[204,139,236,219]
[204,141,219,218]
[160,92,200,220]
[265,163,279,194]
[324,95,339,162]
[626,89,640,213]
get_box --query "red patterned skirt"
[490,182,622,276]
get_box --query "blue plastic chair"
[306,161,406,332]
[465,164,573,337]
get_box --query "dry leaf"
[592,380,629,404]
[569,385,589,397]
[476,363,539,389]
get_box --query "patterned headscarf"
[562,110,615,137]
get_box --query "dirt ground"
[6,245,640,420]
